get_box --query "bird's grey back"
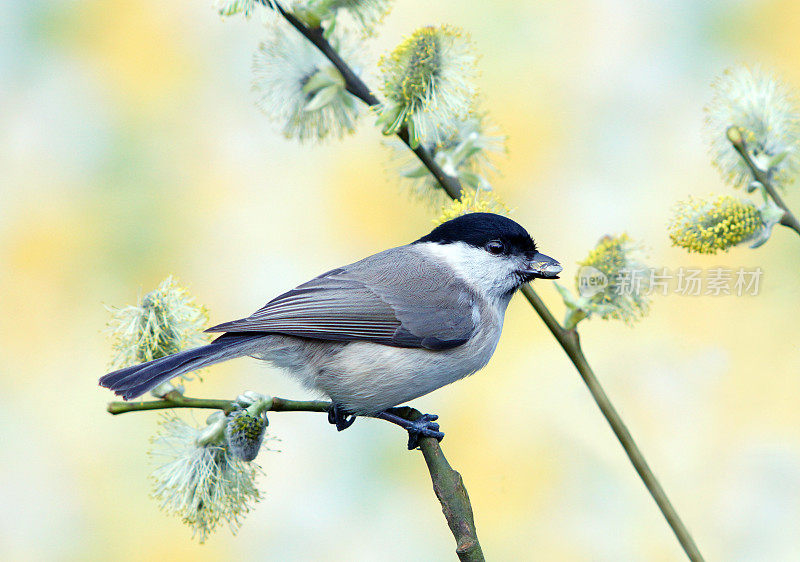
[206,245,476,350]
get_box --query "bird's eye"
[486,241,505,255]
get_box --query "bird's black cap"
[415,212,536,255]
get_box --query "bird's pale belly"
[311,323,502,414]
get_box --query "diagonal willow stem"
[519,287,704,561]
[262,5,704,560]
[109,392,483,561]
[272,2,463,200]
[727,126,800,237]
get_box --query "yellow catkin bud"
[377,25,475,146]
[668,195,763,254]
[382,26,459,107]
[435,190,511,225]
[576,233,650,323]
[578,234,631,281]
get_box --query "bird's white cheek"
[418,242,518,301]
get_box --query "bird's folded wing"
[206,251,475,350]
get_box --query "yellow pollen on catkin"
[668,195,763,254]
[578,233,631,278]
[434,190,510,225]
[575,233,650,323]
[381,26,462,107]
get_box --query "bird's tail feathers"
[98,333,263,401]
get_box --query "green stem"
[271,1,463,199]
[727,126,800,237]
[520,286,704,561]
[107,391,238,414]
[107,391,331,415]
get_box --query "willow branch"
[272,2,463,200]
[374,406,482,561]
[520,286,704,561]
[107,392,483,561]
[107,391,331,415]
[727,126,800,237]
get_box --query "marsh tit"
[100,213,561,448]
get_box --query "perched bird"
[100,213,561,448]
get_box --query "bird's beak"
[522,252,562,280]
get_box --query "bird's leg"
[375,408,445,450]
[327,403,357,431]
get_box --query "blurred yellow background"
[3,0,800,560]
